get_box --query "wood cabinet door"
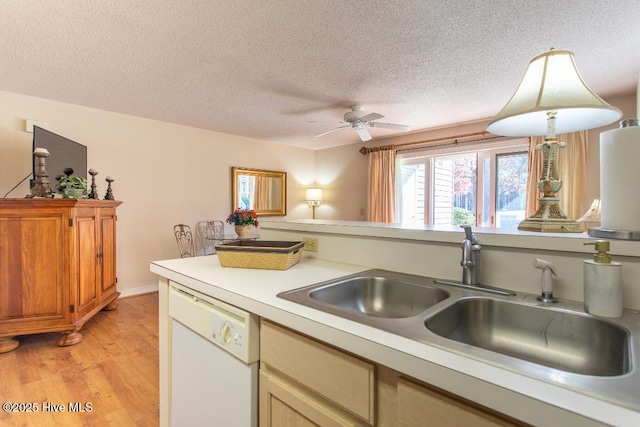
[98,207,117,303]
[260,370,363,427]
[0,212,70,334]
[75,208,99,319]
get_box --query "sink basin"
[308,276,449,318]
[278,270,449,319]
[425,298,631,376]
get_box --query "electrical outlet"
[302,237,319,252]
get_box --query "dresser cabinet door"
[0,211,70,334]
[75,207,99,319]
[98,207,118,303]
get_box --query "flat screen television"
[32,126,87,186]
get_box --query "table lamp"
[305,188,323,219]
[487,49,621,232]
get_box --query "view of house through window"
[398,139,528,228]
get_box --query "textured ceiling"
[1,1,639,149]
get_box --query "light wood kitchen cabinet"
[260,370,363,427]
[260,320,526,427]
[395,375,526,427]
[260,320,376,426]
[0,199,122,353]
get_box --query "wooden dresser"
[0,198,122,353]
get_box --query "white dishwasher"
[169,281,259,427]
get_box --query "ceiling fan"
[315,105,411,142]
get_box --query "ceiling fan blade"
[359,112,384,122]
[355,125,372,142]
[315,124,350,137]
[369,122,411,132]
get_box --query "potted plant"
[226,208,259,238]
[56,168,87,199]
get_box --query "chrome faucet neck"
[460,226,481,285]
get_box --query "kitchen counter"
[152,255,640,427]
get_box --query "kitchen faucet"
[461,226,481,286]
[435,226,513,296]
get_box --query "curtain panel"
[367,149,396,222]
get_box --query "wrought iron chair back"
[196,220,225,255]
[173,224,196,258]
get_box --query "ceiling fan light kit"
[316,105,411,142]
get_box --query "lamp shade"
[487,50,621,136]
[305,188,323,202]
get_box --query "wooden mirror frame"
[231,167,287,216]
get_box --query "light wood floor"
[0,293,159,427]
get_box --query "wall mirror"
[231,167,287,216]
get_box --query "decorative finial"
[104,176,115,200]
[27,148,54,198]
[88,169,99,199]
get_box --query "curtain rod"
[358,130,496,154]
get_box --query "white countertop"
[151,255,640,427]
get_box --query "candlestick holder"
[104,176,115,200]
[27,148,54,198]
[88,169,99,199]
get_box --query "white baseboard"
[119,283,159,298]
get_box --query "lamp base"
[518,197,583,233]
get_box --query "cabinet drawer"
[261,320,375,424]
[397,377,524,427]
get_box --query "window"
[397,139,528,228]
[494,152,528,227]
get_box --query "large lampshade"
[487,50,621,136]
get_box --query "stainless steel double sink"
[278,269,640,410]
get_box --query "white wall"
[314,143,368,220]
[0,91,316,295]
[317,94,637,222]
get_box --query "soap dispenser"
[583,240,622,318]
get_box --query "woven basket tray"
[215,240,304,270]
